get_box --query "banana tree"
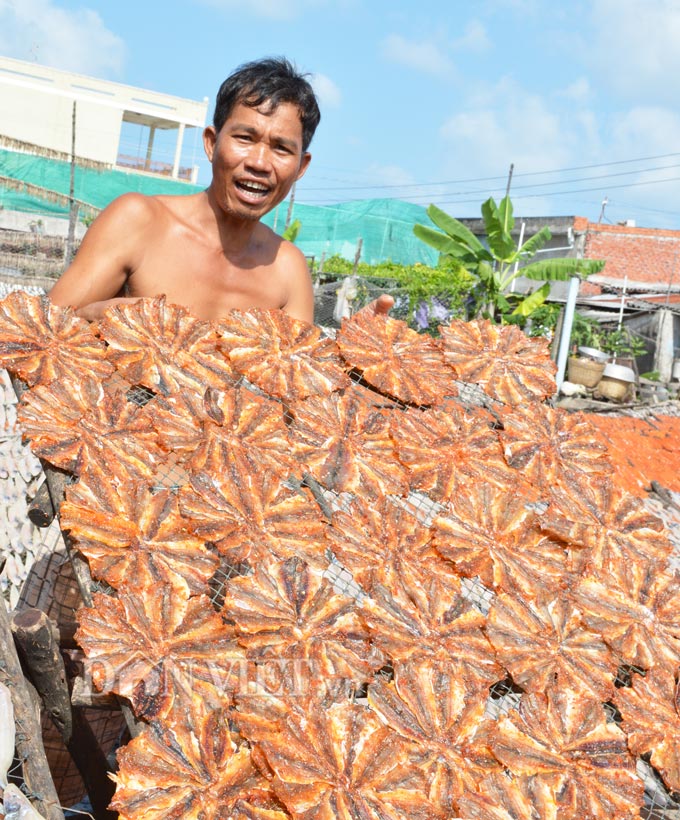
[414,196,605,320]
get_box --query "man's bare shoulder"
[104,191,194,225]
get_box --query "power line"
[433,174,680,206]
[303,152,680,193]
[301,165,680,205]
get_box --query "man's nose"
[245,143,273,172]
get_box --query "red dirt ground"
[586,413,680,498]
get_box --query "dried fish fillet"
[234,695,436,819]
[99,295,235,395]
[486,593,616,699]
[390,404,514,502]
[540,475,672,593]
[325,495,434,591]
[61,474,218,593]
[289,391,409,499]
[18,377,163,478]
[571,570,680,673]
[490,689,642,820]
[499,404,611,490]
[368,658,492,812]
[0,291,113,387]
[336,311,458,405]
[438,319,556,405]
[432,483,567,600]
[223,558,384,686]
[360,564,501,685]
[614,666,680,793]
[112,701,278,820]
[216,308,350,400]
[179,468,327,568]
[75,573,245,718]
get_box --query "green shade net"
[1,150,438,266]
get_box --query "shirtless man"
[49,57,393,324]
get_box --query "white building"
[0,55,208,182]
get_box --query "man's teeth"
[239,182,269,193]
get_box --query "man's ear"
[296,152,312,182]
[203,126,217,161]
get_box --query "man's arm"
[280,242,315,324]
[48,193,153,319]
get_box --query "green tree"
[414,196,605,320]
[282,219,302,243]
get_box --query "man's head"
[213,57,321,153]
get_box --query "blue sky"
[2,0,680,229]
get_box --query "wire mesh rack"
[6,330,680,819]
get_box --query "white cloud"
[364,164,416,187]
[439,81,579,178]
[585,0,680,102]
[195,0,330,21]
[0,0,125,77]
[311,73,341,109]
[380,33,455,76]
[559,77,592,103]
[453,19,491,53]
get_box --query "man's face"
[203,101,311,222]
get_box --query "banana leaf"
[517,226,552,260]
[425,204,490,257]
[510,282,551,317]
[520,257,606,281]
[482,196,516,261]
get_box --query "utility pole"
[65,101,78,267]
[505,163,514,199]
[597,196,608,223]
[284,181,296,230]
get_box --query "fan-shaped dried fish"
[614,666,680,793]
[489,688,642,820]
[325,495,435,592]
[432,483,567,600]
[216,308,350,400]
[438,319,556,405]
[486,593,616,699]
[368,658,493,812]
[61,473,218,593]
[224,557,384,686]
[179,467,327,568]
[75,571,245,718]
[99,296,235,395]
[289,391,409,499]
[234,695,437,819]
[0,291,112,387]
[18,377,163,479]
[390,404,515,502]
[112,701,279,820]
[336,312,458,405]
[499,404,611,491]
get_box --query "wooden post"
[11,609,117,820]
[27,482,55,528]
[352,238,363,276]
[64,101,78,268]
[0,597,64,820]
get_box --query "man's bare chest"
[125,243,287,319]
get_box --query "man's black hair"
[213,57,321,153]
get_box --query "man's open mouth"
[235,180,271,199]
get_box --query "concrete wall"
[1,82,122,163]
[0,210,85,240]
[0,55,208,166]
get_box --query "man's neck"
[204,186,262,256]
